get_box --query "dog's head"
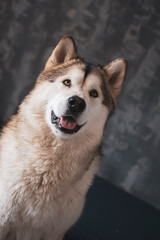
[36,36,126,139]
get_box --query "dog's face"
[44,64,111,137]
[36,36,126,138]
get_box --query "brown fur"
[0,36,126,240]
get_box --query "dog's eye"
[90,89,98,98]
[63,79,71,87]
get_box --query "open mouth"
[51,111,84,134]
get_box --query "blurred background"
[0,0,160,209]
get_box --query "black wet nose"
[68,95,86,113]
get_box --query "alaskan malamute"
[0,36,126,240]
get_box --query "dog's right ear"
[45,36,77,69]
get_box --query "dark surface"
[0,0,160,208]
[64,176,160,240]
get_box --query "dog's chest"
[2,157,97,238]
[33,158,98,233]
[0,169,88,240]
[0,134,99,240]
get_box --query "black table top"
[64,176,160,240]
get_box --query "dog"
[0,36,126,240]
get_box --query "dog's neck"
[14,109,101,192]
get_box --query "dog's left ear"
[104,59,127,99]
[45,36,77,69]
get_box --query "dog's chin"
[51,111,85,136]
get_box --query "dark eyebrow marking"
[100,71,115,111]
[83,64,92,82]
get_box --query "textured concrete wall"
[0,0,160,208]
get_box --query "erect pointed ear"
[45,36,77,69]
[104,58,127,99]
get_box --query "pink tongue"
[61,117,77,130]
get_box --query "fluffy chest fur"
[0,118,100,240]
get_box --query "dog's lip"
[51,111,85,134]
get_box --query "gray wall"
[0,0,160,208]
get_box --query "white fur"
[45,67,108,138]
[0,31,126,238]
[0,65,109,240]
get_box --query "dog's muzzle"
[51,96,86,134]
